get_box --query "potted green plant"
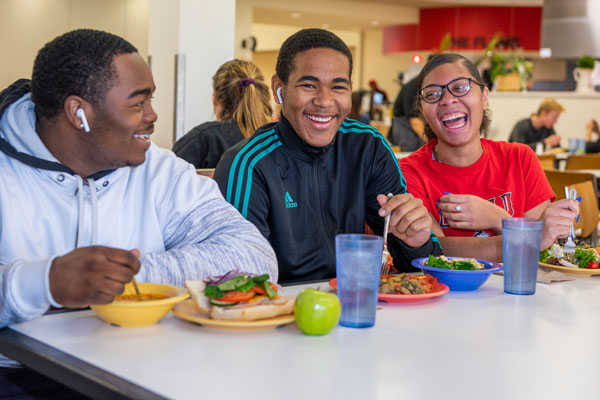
[574,55,596,92]
[577,55,595,69]
[490,53,533,91]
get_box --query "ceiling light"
[371,20,380,26]
[291,12,301,19]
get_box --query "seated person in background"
[508,97,564,151]
[173,59,272,168]
[215,28,441,283]
[585,118,600,153]
[0,30,277,333]
[368,79,389,103]
[393,77,417,119]
[348,91,370,125]
[400,53,578,262]
[389,77,427,152]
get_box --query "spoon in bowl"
[131,277,142,301]
[129,249,142,300]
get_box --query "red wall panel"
[456,7,513,46]
[512,7,542,50]
[382,6,541,54]
[417,8,459,51]
[383,24,418,52]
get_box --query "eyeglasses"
[419,77,484,104]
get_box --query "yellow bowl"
[91,282,189,327]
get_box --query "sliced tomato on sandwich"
[214,290,256,303]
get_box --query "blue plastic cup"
[568,138,577,154]
[502,218,543,295]
[335,234,383,328]
[577,138,587,154]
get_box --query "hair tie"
[239,77,255,89]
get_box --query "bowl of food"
[91,282,189,327]
[411,255,503,291]
[330,273,449,303]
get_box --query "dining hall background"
[2,0,599,153]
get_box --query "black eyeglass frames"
[419,77,485,104]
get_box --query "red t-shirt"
[399,138,556,238]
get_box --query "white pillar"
[148,0,236,149]
[148,0,179,149]
[235,0,253,60]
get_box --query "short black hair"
[275,28,353,84]
[31,29,137,119]
[416,53,491,139]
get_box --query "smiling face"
[274,48,352,147]
[86,52,157,171]
[419,62,488,148]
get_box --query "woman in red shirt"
[400,53,579,261]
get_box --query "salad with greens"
[426,255,484,270]
[539,243,600,269]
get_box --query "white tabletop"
[7,275,600,400]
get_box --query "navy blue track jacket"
[214,116,441,283]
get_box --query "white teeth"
[307,115,333,123]
[134,134,150,140]
[441,113,466,122]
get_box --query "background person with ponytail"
[173,59,273,168]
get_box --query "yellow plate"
[172,299,295,330]
[539,262,600,276]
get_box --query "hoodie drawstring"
[89,178,98,244]
[75,176,98,247]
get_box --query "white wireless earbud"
[76,108,90,133]
[276,87,283,104]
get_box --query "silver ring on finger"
[455,204,463,212]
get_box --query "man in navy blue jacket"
[215,29,442,283]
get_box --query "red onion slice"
[203,269,239,285]
[203,270,260,286]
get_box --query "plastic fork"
[563,186,576,259]
[381,193,393,274]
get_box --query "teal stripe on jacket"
[241,141,283,218]
[339,119,406,190]
[225,129,277,204]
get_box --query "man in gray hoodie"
[0,29,277,396]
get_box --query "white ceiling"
[249,0,544,31]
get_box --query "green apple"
[294,288,341,335]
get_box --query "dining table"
[1,274,599,400]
